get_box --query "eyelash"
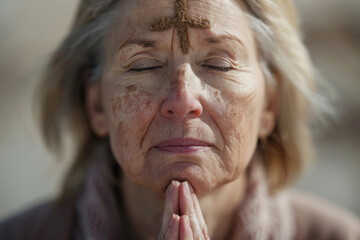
[128,64,233,73]
[129,66,162,72]
[202,65,233,72]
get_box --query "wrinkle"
[140,109,156,151]
[170,27,177,56]
[102,0,267,196]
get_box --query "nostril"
[160,92,203,118]
[190,109,201,116]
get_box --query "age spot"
[111,97,123,118]
[126,85,137,93]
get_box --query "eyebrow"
[118,38,157,51]
[202,34,245,47]
[129,38,157,48]
[117,34,246,53]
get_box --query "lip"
[154,138,213,153]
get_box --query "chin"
[120,150,242,196]
[136,148,225,194]
[137,164,228,196]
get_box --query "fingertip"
[170,213,180,227]
[172,180,180,187]
[180,181,191,200]
[166,181,180,200]
[166,181,174,195]
[183,181,190,192]
[161,183,180,235]
[172,180,180,192]
[179,215,193,239]
[188,183,195,193]
[179,183,186,213]
[183,181,195,196]
[179,182,193,215]
[180,215,190,230]
[164,214,180,239]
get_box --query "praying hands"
[158,181,210,240]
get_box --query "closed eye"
[129,66,162,72]
[128,57,163,72]
[202,65,233,72]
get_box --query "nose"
[161,65,203,119]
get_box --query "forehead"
[108,0,253,49]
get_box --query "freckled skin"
[100,0,268,196]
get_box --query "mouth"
[154,138,213,153]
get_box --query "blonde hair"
[36,0,328,198]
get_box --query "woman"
[0,0,359,239]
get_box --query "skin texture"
[150,0,211,54]
[86,0,277,238]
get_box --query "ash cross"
[150,0,211,54]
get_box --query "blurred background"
[0,0,359,219]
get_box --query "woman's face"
[90,0,276,195]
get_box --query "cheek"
[216,84,264,176]
[110,87,154,118]
[106,85,157,174]
[225,91,258,138]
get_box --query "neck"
[121,175,247,240]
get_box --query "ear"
[259,80,279,140]
[85,82,109,138]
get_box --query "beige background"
[0,0,359,219]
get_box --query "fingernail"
[173,180,180,187]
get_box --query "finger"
[179,215,193,240]
[179,182,204,239]
[164,214,180,240]
[188,184,209,238]
[160,181,180,237]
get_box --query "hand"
[158,181,210,240]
